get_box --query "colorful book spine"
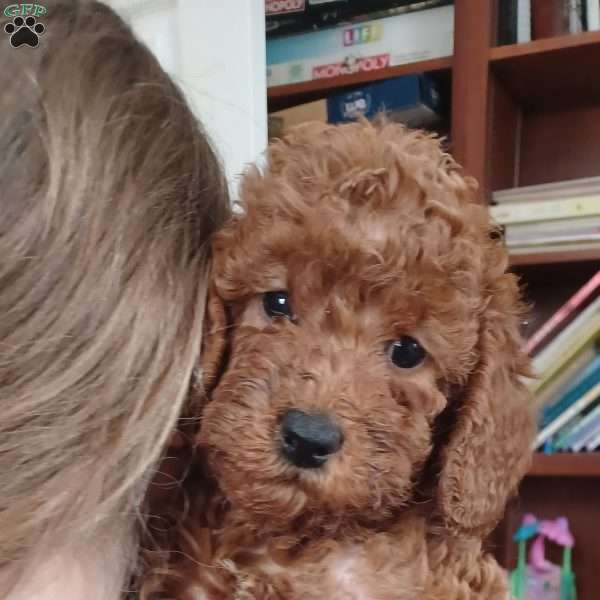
[534,344,598,409]
[552,414,586,450]
[558,401,600,451]
[525,270,600,355]
[531,299,600,390]
[572,410,600,451]
[490,195,600,225]
[540,354,600,428]
[535,380,600,448]
[585,427,600,451]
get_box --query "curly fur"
[153,120,535,599]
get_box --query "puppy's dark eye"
[388,336,426,369]
[263,291,293,319]
[489,225,505,242]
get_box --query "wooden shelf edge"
[490,30,600,62]
[509,246,600,267]
[267,56,452,111]
[527,453,600,477]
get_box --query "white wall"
[106,0,267,197]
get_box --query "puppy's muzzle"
[280,409,343,469]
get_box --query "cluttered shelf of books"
[510,261,600,464]
[266,0,600,111]
[268,8,600,114]
[521,266,600,458]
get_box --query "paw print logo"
[4,15,45,48]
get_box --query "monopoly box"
[326,74,441,128]
[266,4,454,88]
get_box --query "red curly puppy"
[163,120,534,599]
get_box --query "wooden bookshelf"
[267,56,452,112]
[267,4,600,595]
[529,453,600,477]
[476,5,600,599]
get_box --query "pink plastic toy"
[510,513,577,600]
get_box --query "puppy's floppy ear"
[437,273,535,537]
[199,284,228,395]
[197,212,243,397]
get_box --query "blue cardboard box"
[326,74,441,128]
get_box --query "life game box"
[266,4,454,88]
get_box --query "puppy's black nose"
[280,409,343,469]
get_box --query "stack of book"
[490,176,600,258]
[530,270,600,452]
[266,1,453,88]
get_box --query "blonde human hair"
[0,0,229,593]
